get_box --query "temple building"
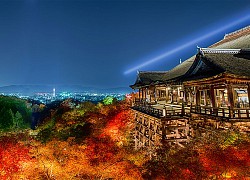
[130,26,250,150]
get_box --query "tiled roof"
[130,26,250,88]
[203,50,250,77]
[130,71,168,88]
[162,30,250,83]
[181,49,250,81]
[210,26,250,48]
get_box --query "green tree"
[0,108,14,130]
[0,96,31,131]
[103,96,114,105]
[13,111,23,129]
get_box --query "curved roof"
[181,49,250,82]
[168,33,250,82]
[203,51,250,77]
[130,26,250,88]
[130,71,168,88]
[210,33,250,49]
[210,25,250,48]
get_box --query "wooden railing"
[132,105,163,118]
[190,105,230,118]
[132,102,187,118]
[190,105,250,119]
[233,108,250,118]
[133,101,250,119]
[133,98,156,106]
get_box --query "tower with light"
[53,88,56,98]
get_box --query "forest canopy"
[0,96,31,131]
[0,96,249,179]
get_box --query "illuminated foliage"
[103,96,114,105]
[143,132,250,180]
[86,136,119,165]
[0,99,249,179]
[0,136,31,179]
[102,110,134,146]
[198,144,250,178]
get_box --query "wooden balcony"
[190,105,250,119]
[132,99,250,120]
[132,100,190,118]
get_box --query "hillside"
[0,97,249,179]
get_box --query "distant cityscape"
[0,87,128,104]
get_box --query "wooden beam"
[184,73,250,86]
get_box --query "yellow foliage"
[126,151,149,167]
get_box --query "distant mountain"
[100,87,131,93]
[0,85,131,95]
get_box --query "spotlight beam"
[124,13,250,75]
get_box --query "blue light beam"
[124,13,250,75]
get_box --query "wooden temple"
[130,26,250,150]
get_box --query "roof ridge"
[198,47,250,55]
[199,47,241,54]
[224,25,250,38]
[138,71,168,73]
[210,25,250,48]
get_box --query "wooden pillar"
[149,87,152,102]
[193,87,196,105]
[227,84,234,118]
[161,121,166,142]
[195,87,200,106]
[165,87,169,102]
[181,102,185,116]
[227,84,234,108]
[183,86,187,103]
[155,87,158,101]
[247,84,250,107]
[141,88,144,102]
[153,87,156,102]
[138,89,141,101]
[203,90,207,106]
[210,85,216,108]
[177,86,180,103]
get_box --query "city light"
[124,11,250,75]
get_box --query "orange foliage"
[181,168,195,179]
[85,136,118,165]
[199,144,250,178]
[102,110,133,143]
[0,137,31,179]
[11,102,144,179]
[5,100,250,179]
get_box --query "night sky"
[0,0,250,88]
